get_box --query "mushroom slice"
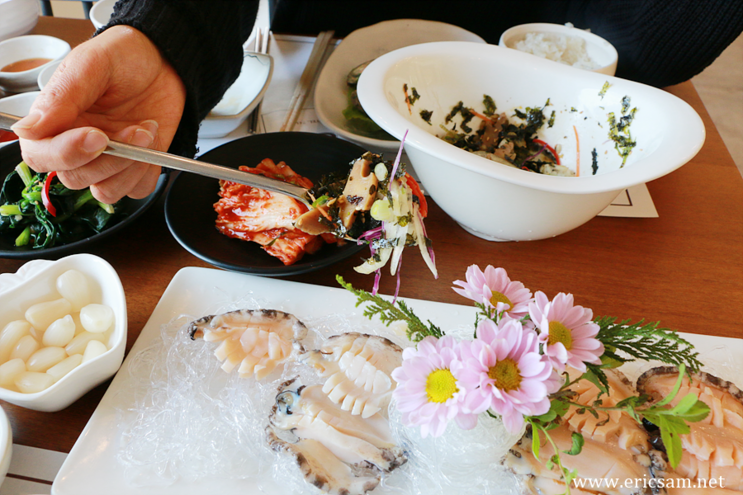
[188,309,307,380]
[301,333,402,418]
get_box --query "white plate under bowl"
[0,254,127,412]
[52,267,743,495]
[314,19,485,151]
[198,52,273,138]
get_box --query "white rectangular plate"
[52,267,743,495]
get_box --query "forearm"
[99,0,259,157]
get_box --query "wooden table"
[3,17,743,455]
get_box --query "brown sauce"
[1,58,52,73]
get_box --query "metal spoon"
[0,111,312,206]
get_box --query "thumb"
[11,40,112,140]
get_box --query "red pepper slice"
[42,171,57,217]
[405,173,428,218]
[532,139,561,166]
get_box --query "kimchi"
[214,158,325,265]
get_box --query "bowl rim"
[498,22,618,71]
[357,41,705,195]
[0,35,71,75]
[0,254,127,402]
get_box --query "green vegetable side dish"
[343,60,396,141]
[0,161,120,249]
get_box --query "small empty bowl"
[37,58,62,90]
[499,23,617,76]
[199,51,273,138]
[90,0,117,30]
[0,35,71,92]
[0,254,127,412]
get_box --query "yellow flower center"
[548,321,573,350]
[488,358,522,392]
[490,290,513,311]
[426,369,458,403]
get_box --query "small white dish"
[0,35,71,93]
[90,0,117,30]
[499,23,618,76]
[314,19,485,151]
[198,52,273,138]
[37,59,62,90]
[0,405,11,488]
[0,254,127,412]
[0,0,40,43]
[357,41,705,241]
[0,91,39,147]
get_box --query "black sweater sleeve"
[99,0,259,158]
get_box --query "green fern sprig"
[594,316,703,373]
[337,275,443,341]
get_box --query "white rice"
[515,32,599,70]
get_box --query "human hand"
[11,25,187,204]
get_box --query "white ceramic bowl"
[357,41,705,241]
[0,0,40,43]
[0,405,10,488]
[314,19,485,151]
[0,91,39,147]
[499,23,618,76]
[37,58,62,90]
[90,0,117,30]
[0,35,71,93]
[198,52,273,138]
[0,254,127,412]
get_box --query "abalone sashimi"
[189,309,308,379]
[301,333,403,418]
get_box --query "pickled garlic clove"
[10,334,40,362]
[47,354,83,382]
[0,358,26,388]
[25,298,73,332]
[0,320,33,363]
[56,269,92,311]
[80,304,114,333]
[82,340,107,363]
[27,346,67,372]
[65,331,108,356]
[15,371,54,393]
[42,314,76,347]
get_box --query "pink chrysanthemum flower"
[457,318,557,433]
[452,265,532,319]
[529,291,604,373]
[391,336,478,438]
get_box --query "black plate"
[164,132,368,276]
[0,141,168,259]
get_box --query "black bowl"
[164,132,368,276]
[0,141,168,259]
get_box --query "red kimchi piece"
[214,158,323,265]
